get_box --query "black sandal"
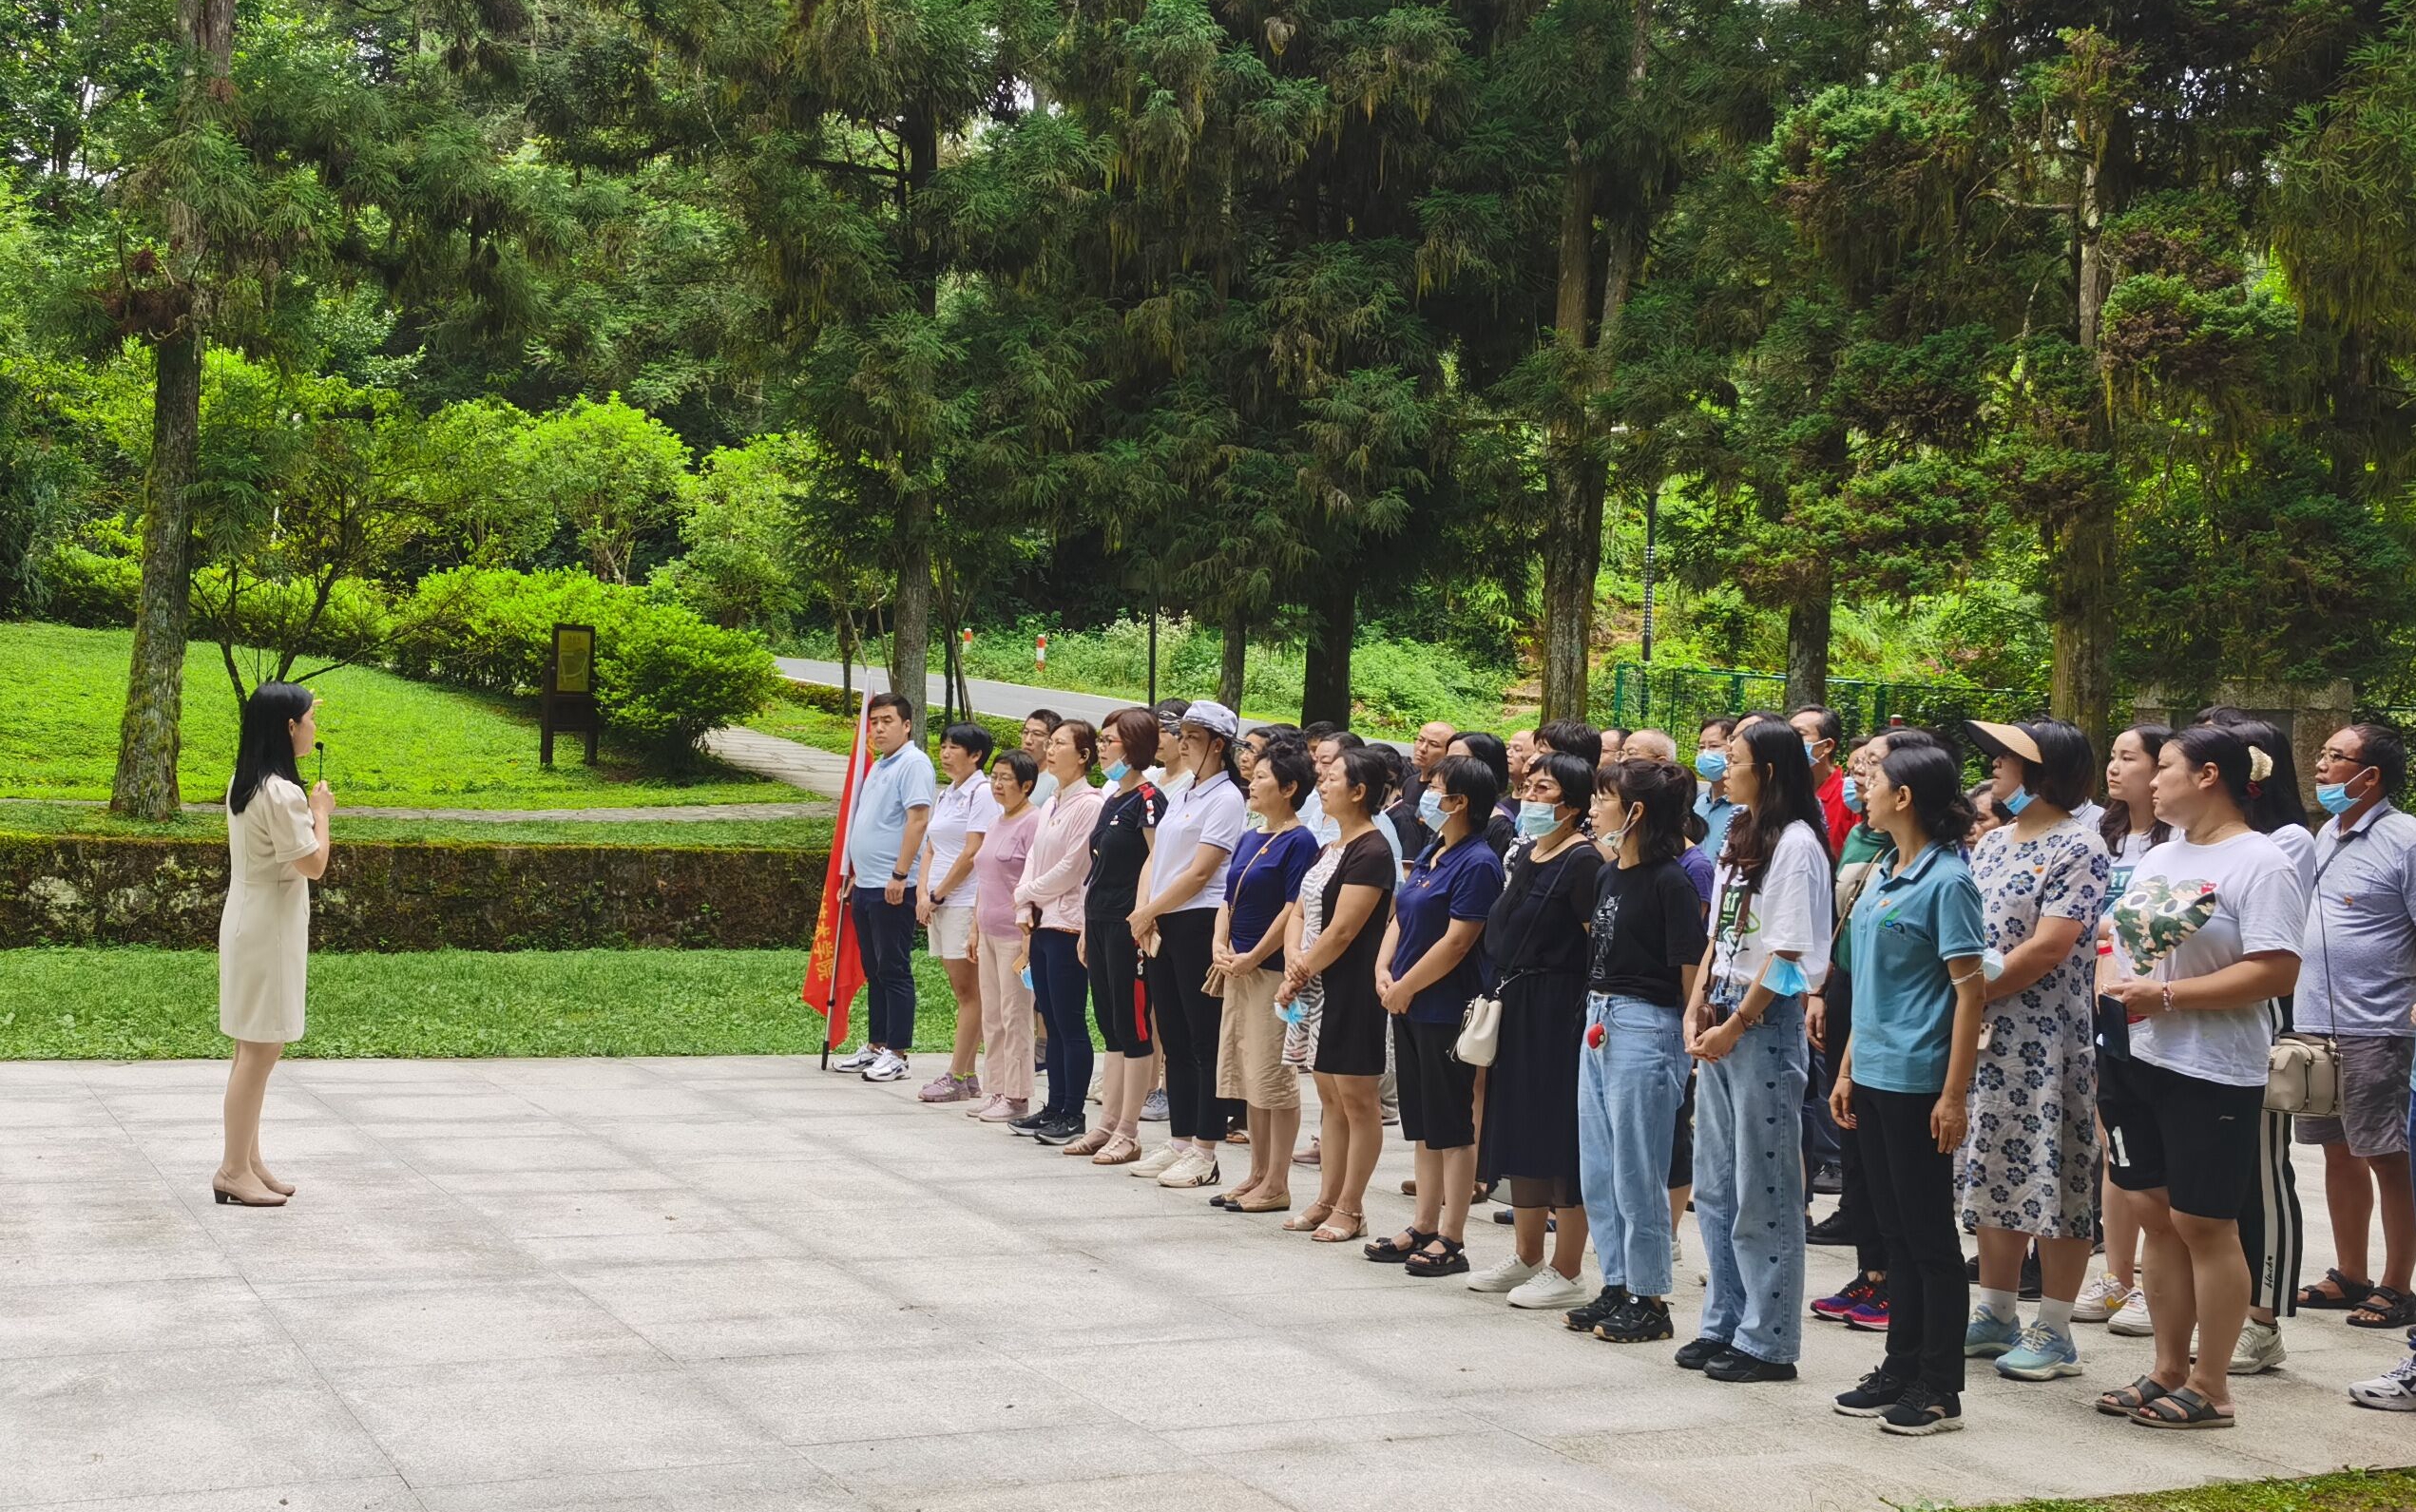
[2097,1374,2176,1418]
[2298,1266,2374,1311]
[1365,1228,1436,1264]
[2349,1285,2416,1329]
[1403,1236,1468,1277]
[2130,1386,2234,1430]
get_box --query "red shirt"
[1814,767,1851,857]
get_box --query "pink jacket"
[1013,783,1106,933]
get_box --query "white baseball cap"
[1179,700,1240,740]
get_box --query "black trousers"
[1148,909,1224,1141]
[1825,973,1888,1275]
[1854,1084,1967,1395]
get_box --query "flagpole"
[820,900,849,1072]
[815,660,872,1072]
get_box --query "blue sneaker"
[1995,1322,2082,1380]
[1964,1307,2021,1359]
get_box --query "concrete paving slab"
[0,1054,2407,1511]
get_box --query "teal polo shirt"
[1847,841,1986,1096]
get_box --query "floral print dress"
[1959,816,2112,1238]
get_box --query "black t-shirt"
[1386,794,1431,860]
[1318,829,1399,1013]
[1486,840,1601,976]
[1085,782,1167,923]
[1587,856,1711,1007]
[1484,811,1516,859]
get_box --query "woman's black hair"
[1192,726,1243,789]
[1333,745,1394,818]
[1876,744,1979,848]
[941,721,995,767]
[2167,723,2255,818]
[2217,718,2310,834]
[1432,754,1500,835]
[2014,718,2096,812]
[1536,719,1603,769]
[1258,742,1316,813]
[1057,718,1100,772]
[992,748,1039,795]
[1451,731,1511,795]
[1722,718,1831,880]
[2100,723,2174,852]
[1530,752,1597,816]
[1872,725,1947,757]
[230,681,313,815]
[1607,758,1692,866]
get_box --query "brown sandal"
[1311,1207,1365,1243]
[1283,1201,1334,1233]
[1089,1135,1141,1165]
[1235,1191,1292,1214]
[2097,1374,2176,1418]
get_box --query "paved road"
[777,658,1130,726]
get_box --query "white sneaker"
[966,1093,1007,1120]
[1157,1149,1221,1189]
[1467,1254,1545,1293]
[832,1045,881,1072]
[2107,1286,2155,1337]
[1507,1268,1592,1311]
[1129,1144,1186,1178]
[861,1050,910,1082]
[2349,1354,2416,1411]
[2073,1272,2127,1323]
[2229,1320,2286,1376]
[1672,1232,1684,1274]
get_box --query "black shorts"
[2099,1053,2265,1220]
[1084,917,1153,1056]
[1392,1017,1479,1150]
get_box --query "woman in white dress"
[217,682,335,1208]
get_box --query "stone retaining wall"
[0,835,823,950]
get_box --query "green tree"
[515,395,693,584]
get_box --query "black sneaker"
[1595,1296,1674,1345]
[1563,1285,1630,1332]
[1007,1107,1055,1136]
[1675,1336,1729,1371]
[1878,1382,1963,1436]
[1705,1349,1798,1383]
[1031,1115,1087,1146]
[1833,1369,1909,1418]
[1807,1210,1855,1247]
[1812,1162,1845,1196]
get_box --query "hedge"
[0,833,826,950]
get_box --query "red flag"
[802,685,872,1050]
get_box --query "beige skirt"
[1216,966,1298,1109]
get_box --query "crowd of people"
[830,690,2416,1435]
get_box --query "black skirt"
[1478,969,1584,1201]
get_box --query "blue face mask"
[1019,965,1033,989]
[1103,760,1129,782]
[2317,778,2366,816]
[1695,750,1728,781]
[1418,791,1447,829]
[1804,739,1820,767]
[2002,785,2034,816]
[1517,800,1559,837]
[1842,775,1863,814]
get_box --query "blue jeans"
[1696,993,1810,1364]
[1029,928,1092,1120]
[850,886,918,1050]
[1578,992,1690,1297]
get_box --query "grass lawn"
[0,947,972,1060]
[743,697,862,758]
[0,799,833,851]
[1957,1469,2416,1512]
[1,622,789,811]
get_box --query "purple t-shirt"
[974,807,1042,938]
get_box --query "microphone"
[314,739,325,786]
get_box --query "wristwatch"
[890,871,908,882]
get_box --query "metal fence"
[1600,661,2047,740]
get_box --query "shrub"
[395,566,780,759]
[36,545,140,627]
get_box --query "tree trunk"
[2051,155,2117,753]
[110,0,233,821]
[110,327,201,820]
[1784,578,1831,711]
[1539,155,1599,725]
[1300,562,1358,727]
[1218,601,1246,711]
[889,498,931,741]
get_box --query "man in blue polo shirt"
[837,692,937,1082]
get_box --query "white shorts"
[928,906,975,962]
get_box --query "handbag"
[2266,1030,2341,1119]
[1453,837,1576,1064]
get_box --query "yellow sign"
[555,627,593,694]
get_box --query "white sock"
[2036,1297,2076,1336]
[1978,1287,2018,1321]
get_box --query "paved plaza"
[2,1055,2408,1512]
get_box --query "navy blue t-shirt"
[1226,824,1320,961]
[1391,836,1506,1023]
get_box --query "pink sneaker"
[918,1071,979,1104]
[966,1093,1006,1120]
[978,1097,1029,1123]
